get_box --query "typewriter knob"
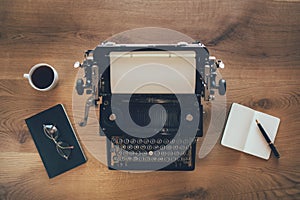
[185,114,193,122]
[216,60,225,69]
[76,78,84,95]
[109,113,117,121]
[218,79,226,95]
[73,61,82,68]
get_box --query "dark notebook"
[25,104,86,178]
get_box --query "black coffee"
[31,66,54,89]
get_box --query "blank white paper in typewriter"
[110,51,196,94]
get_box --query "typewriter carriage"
[75,42,226,129]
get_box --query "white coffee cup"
[23,63,59,91]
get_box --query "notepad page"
[243,111,280,159]
[221,103,255,151]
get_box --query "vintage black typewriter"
[74,41,226,171]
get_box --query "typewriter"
[74,41,226,171]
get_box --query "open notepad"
[221,103,280,160]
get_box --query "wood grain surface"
[0,0,299,199]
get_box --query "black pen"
[255,119,280,158]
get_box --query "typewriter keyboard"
[107,136,196,170]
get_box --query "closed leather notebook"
[25,104,86,178]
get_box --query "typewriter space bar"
[108,161,194,171]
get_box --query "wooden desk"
[1,0,299,199]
